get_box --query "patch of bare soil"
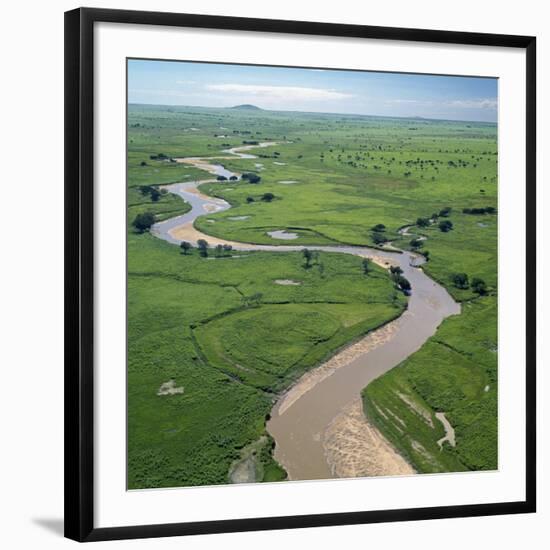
[169,222,244,248]
[323,400,415,478]
[274,279,301,286]
[157,380,184,396]
[435,412,456,447]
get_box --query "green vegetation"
[127,232,404,488]
[127,103,498,485]
[363,296,497,473]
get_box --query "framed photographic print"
[65,7,536,542]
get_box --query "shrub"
[416,217,430,227]
[471,277,487,295]
[452,272,469,289]
[439,220,453,232]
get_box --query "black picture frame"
[65,7,537,542]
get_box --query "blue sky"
[128,59,498,123]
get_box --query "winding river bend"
[151,143,460,481]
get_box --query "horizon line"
[128,102,498,125]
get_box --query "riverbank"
[149,142,460,482]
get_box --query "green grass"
[128,231,404,488]
[127,103,498,485]
[363,296,497,473]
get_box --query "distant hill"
[229,104,262,111]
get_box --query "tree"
[439,220,453,232]
[180,241,191,255]
[395,275,411,292]
[390,265,403,276]
[261,192,275,202]
[362,258,371,275]
[150,188,161,202]
[372,223,386,232]
[410,238,423,249]
[452,272,469,289]
[132,212,155,233]
[242,172,261,184]
[471,277,487,295]
[140,161,148,167]
[216,175,227,181]
[229,176,238,181]
[439,206,452,217]
[422,249,430,261]
[197,239,209,257]
[416,217,430,228]
[215,244,224,257]
[372,232,388,245]
[223,244,233,255]
[246,196,255,203]
[302,248,313,268]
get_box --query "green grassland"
[363,296,497,472]
[127,103,498,484]
[128,227,405,488]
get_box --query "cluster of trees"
[245,193,275,203]
[149,153,175,162]
[183,239,233,258]
[389,265,411,294]
[132,212,156,233]
[242,140,259,145]
[462,206,496,215]
[452,273,487,294]
[138,185,163,202]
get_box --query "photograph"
[126,58,498,490]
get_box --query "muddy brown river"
[151,143,460,481]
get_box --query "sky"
[128,59,498,123]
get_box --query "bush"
[261,192,275,202]
[372,232,388,245]
[372,223,386,232]
[471,277,487,295]
[416,217,430,227]
[452,273,469,289]
[439,220,453,232]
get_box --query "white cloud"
[386,98,497,110]
[447,98,497,110]
[205,83,352,102]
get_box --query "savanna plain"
[127,103,497,489]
